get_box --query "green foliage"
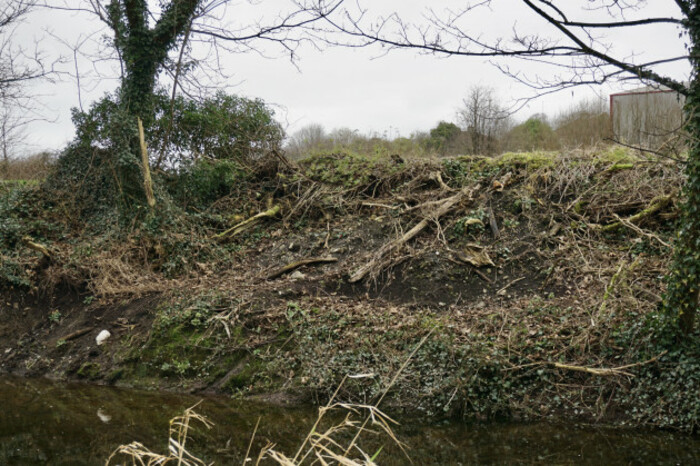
[426,121,462,155]
[300,152,402,189]
[70,90,283,168]
[661,65,700,334]
[164,159,248,211]
[152,91,284,165]
[504,116,559,152]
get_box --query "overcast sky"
[9,0,691,154]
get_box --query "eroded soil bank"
[1,150,699,431]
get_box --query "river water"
[1,376,698,465]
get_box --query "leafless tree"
[286,123,328,158]
[458,85,511,155]
[0,0,51,173]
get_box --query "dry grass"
[105,334,433,465]
[106,402,214,465]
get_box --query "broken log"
[267,256,338,280]
[213,205,281,242]
[348,185,479,283]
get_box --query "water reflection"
[0,376,698,465]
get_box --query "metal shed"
[610,85,685,148]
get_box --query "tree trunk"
[664,6,700,335]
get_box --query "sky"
[6,0,691,155]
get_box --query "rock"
[290,271,306,280]
[97,408,112,423]
[96,330,111,346]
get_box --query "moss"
[107,368,125,383]
[77,362,101,380]
[495,152,557,169]
[223,357,267,391]
[299,152,402,189]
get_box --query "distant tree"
[328,127,360,147]
[286,123,328,158]
[426,121,462,156]
[504,114,559,152]
[458,85,510,155]
[554,98,610,148]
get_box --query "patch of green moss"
[495,152,557,169]
[77,362,101,380]
[300,152,402,189]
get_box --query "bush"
[151,91,284,167]
[164,158,248,211]
[70,89,284,169]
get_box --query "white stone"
[290,271,306,280]
[96,330,111,346]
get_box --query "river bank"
[1,149,698,431]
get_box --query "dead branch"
[430,171,455,192]
[61,327,94,341]
[348,185,479,283]
[612,214,672,249]
[600,194,674,232]
[212,205,281,242]
[22,236,52,259]
[267,256,338,280]
[551,351,667,378]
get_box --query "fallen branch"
[22,236,52,260]
[612,213,672,249]
[550,350,667,378]
[601,194,674,232]
[496,277,525,296]
[61,327,94,342]
[212,205,281,242]
[348,185,479,283]
[360,201,400,210]
[430,171,455,192]
[267,256,338,280]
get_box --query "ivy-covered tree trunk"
[108,0,199,125]
[664,5,700,334]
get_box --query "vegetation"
[0,4,699,458]
[2,136,698,432]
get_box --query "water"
[1,376,698,465]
